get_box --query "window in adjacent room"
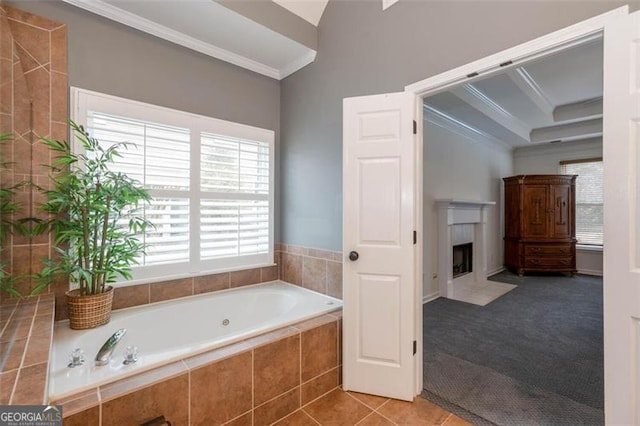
[560,158,603,246]
[71,88,275,284]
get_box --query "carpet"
[422,271,604,425]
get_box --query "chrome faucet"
[95,328,127,366]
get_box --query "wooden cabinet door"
[523,185,549,238]
[550,184,572,239]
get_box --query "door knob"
[349,251,359,261]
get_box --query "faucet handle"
[123,346,138,365]
[68,348,85,368]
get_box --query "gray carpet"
[422,271,603,425]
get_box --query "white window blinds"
[88,112,191,266]
[200,132,270,260]
[74,88,274,284]
[560,159,603,246]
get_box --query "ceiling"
[424,37,603,149]
[61,0,328,80]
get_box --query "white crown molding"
[506,67,555,120]
[423,104,512,152]
[553,97,603,123]
[451,84,532,141]
[61,0,315,80]
[279,50,317,79]
[513,136,602,158]
[530,117,602,143]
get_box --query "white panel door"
[603,10,640,425]
[343,92,417,401]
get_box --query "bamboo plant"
[33,120,152,296]
[0,132,21,297]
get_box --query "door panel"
[603,10,640,425]
[522,185,549,238]
[358,274,401,364]
[343,92,416,401]
[359,158,401,245]
[551,185,571,239]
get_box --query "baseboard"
[423,291,440,304]
[577,268,603,277]
[487,266,505,277]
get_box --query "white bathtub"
[49,281,342,401]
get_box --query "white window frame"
[71,87,275,286]
[559,157,603,248]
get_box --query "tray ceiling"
[424,37,603,149]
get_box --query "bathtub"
[49,281,342,401]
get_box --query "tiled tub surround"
[277,243,343,299]
[50,281,342,400]
[54,312,342,426]
[0,294,55,405]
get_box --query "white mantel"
[435,199,496,298]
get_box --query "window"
[560,158,603,246]
[72,88,274,284]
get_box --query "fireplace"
[435,199,495,298]
[452,242,473,278]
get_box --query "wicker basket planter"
[66,286,114,330]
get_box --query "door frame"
[402,4,628,403]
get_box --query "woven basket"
[66,286,114,330]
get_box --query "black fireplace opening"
[452,242,473,278]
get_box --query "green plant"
[33,120,152,296]
[0,132,21,297]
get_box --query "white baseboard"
[578,268,603,277]
[423,291,440,304]
[487,266,505,276]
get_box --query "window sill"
[576,245,603,253]
[114,262,278,288]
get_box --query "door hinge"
[413,120,417,134]
[413,230,417,245]
[413,340,417,355]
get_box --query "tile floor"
[448,279,516,306]
[273,388,471,425]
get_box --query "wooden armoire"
[503,175,577,276]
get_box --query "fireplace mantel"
[435,199,496,207]
[435,199,495,298]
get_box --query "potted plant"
[34,120,152,329]
[0,132,21,297]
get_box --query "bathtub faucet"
[95,328,127,366]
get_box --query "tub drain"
[222,319,230,326]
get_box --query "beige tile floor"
[274,388,471,426]
[448,279,516,306]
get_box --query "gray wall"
[6,0,282,238]
[280,0,638,251]
[423,120,513,299]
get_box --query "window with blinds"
[560,158,603,246]
[73,88,274,284]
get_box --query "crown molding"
[61,0,317,80]
[423,104,512,152]
[279,50,316,79]
[451,84,532,141]
[506,67,555,120]
[513,136,602,158]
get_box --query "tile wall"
[0,4,68,310]
[277,243,343,300]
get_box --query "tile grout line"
[370,399,399,425]
[300,408,322,425]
